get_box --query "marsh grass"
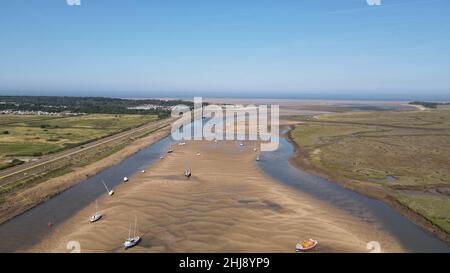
[290,108,450,234]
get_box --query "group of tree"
[0,96,197,119]
[409,101,450,109]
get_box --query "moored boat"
[296,239,318,252]
[124,217,141,249]
[89,200,103,223]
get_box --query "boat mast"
[102,180,109,192]
[134,216,138,237]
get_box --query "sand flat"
[29,140,405,253]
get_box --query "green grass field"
[0,114,157,169]
[0,115,56,125]
[290,108,450,234]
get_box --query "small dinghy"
[184,170,192,178]
[296,239,318,252]
[160,156,164,159]
[239,143,244,147]
[123,177,129,182]
[141,170,146,173]
[124,217,141,249]
[89,201,102,223]
[256,155,260,161]
[167,145,173,153]
[196,152,201,156]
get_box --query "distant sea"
[1,90,449,102]
[122,91,450,102]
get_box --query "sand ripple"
[30,140,404,253]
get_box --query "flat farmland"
[0,115,57,125]
[0,114,158,169]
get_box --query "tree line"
[0,96,196,119]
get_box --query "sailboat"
[89,200,102,223]
[123,176,129,182]
[102,180,114,196]
[183,158,192,179]
[124,217,141,249]
[256,154,260,161]
[167,144,173,153]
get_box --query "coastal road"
[0,117,175,187]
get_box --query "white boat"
[160,156,164,159]
[124,217,141,249]
[102,180,114,196]
[239,143,244,146]
[89,201,102,223]
[184,170,192,178]
[123,177,129,182]
[124,236,141,249]
[167,145,173,153]
[196,152,201,156]
[141,170,146,173]
[256,155,260,161]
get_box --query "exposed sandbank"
[29,139,405,253]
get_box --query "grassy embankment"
[289,108,450,235]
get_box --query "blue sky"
[0,0,449,100]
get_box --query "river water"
[0,132,448,252]
[257,136,450,252]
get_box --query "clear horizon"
[1,0,450,100]
[0,89,449,101]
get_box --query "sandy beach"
[29,138,405,253]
